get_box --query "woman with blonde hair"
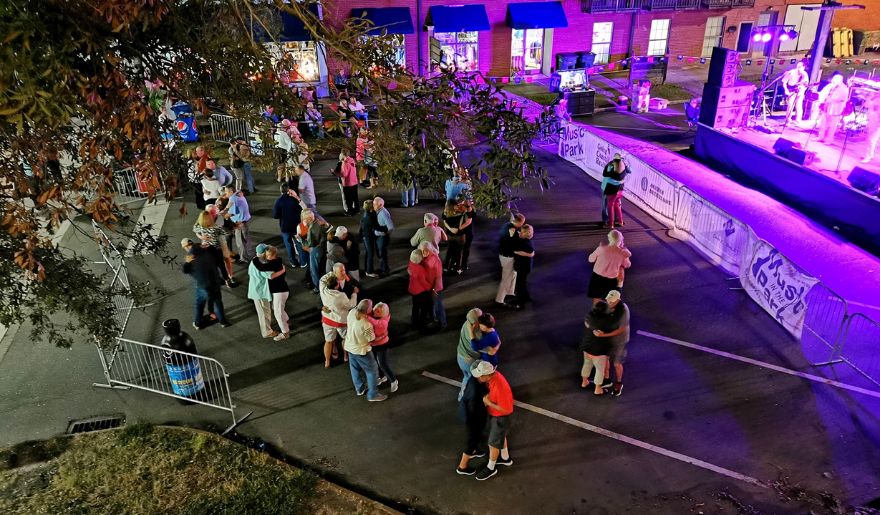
[586,229,631,303]
[193,208,235,287]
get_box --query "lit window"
[434,31,479,72]
[647,19,670,57]
[701,17,725,58]
[592,22,613,65]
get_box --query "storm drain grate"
[66,415,126,435]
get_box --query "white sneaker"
[390,380,399,393]
[377,376,388,386]
[862,157,873,164]
[273,333,289,341]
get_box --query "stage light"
[752,32,763,42]
[761,33,772,42]
[779,32,790,41]
[787,29,798,39]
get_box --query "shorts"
[322,323,347,342]
[487,415,512,449]
[611,341,628,364]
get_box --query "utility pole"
[802,1,865,84]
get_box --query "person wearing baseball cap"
[247,243,282,339]
[471,360,514,481]
[596,290,630,397]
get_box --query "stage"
[722,117,880,187]
[695,118,880,257]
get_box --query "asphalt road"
[1,147,879,514]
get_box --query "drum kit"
[843,77,880,135]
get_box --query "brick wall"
[319,0,877,78]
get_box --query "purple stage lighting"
[752,32,762,42]
[761,32,772,42]
[779,33,790,41]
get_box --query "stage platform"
[694,121,880,257]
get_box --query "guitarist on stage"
[781,61,809,126]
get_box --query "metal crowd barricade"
[92,220,137,336]
[802,283,849,367]
[94,338,251,435]
[210,114,251,144]
[836,314,880,388]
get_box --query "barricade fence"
[92,220,136,336]
[94,338,251,434]
[210,114,251,144]
[557,121,879,387]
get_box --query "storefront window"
[592,22,613,65]
[434,31,479,72]
[269,41,321,83]
[362,34,406,69]
[511,29,544,73]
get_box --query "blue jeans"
[401,186,417,207]
[457,354,474,401]
[433,291,447,328]
[349,352,380,399]
[373,346,396,383]
[194,287,227,326]
[362,234,376,273]
[309,248,325,288]
[281,232,306,266]
[244,163,255,193]
[376,234,390,274]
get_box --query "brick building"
[278,0,878,90]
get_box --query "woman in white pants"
[263,246,291,340]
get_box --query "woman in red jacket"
[408,249,433,329]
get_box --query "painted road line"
[421,371,765,488]
[126,200,170,256]
[637,330,880,400]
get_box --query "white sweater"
[319,272,356,325]
[343,310,375,356]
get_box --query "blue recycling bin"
[165,358,205,396]
[171,102,199,142]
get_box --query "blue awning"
[279,3,322,42]
[427,5,490,33]
[351,7,415,36]
[507,2,568,30]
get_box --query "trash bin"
[171,102,199,142]
[161,319,204,397]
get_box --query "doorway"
[511,28,545,74]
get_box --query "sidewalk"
[2,152,879,512]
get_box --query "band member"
[862,91,880,164]
[781,62,809,124]
[817,72,850,144]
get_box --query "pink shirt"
[368,316,390,346]
[340,157,359,187]
[588,244,632,279]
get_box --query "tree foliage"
[0,0,553,347]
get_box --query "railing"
[642,0,701,10]
[581,0,640,13]
[209,114,251,144]
[94,338,252,435]
[836,314,880,388]
[702,0,755,8]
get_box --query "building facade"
[316,0,879,78]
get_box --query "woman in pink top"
[337,149,359,215]
[587,230,632,302]
[368,303,398,392]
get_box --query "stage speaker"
[773,138,797,154]
[848,167,880,195]
[699,82,755,128]
[707,47,740,88]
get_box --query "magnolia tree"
[0,0,554,347]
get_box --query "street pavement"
[2,147,879,514]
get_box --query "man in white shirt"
[200,170,222,205]
[294,165,316,210]
[343,299,387,402]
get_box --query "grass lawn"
[649,83,696,102]
[1,424,318,514]
[499,82,559,106]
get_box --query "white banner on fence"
[740,239,818,338]
[674,187,749,275]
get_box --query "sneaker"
[368,394,388,402]
[273,333,289,341]
[356,387,367,396]
[612,382,624,397]
[192,322,202,331]
[299,263,308,268]
[390,380,399,393]
[456,466,477,476]
[475,467,498,481]
[220,322,232,328]
[264,331,279,339]
[365,272,379,278]
[377,376,388,386]
[468,451,486,459]
[496,456,514,467]
[601,378,614,389]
